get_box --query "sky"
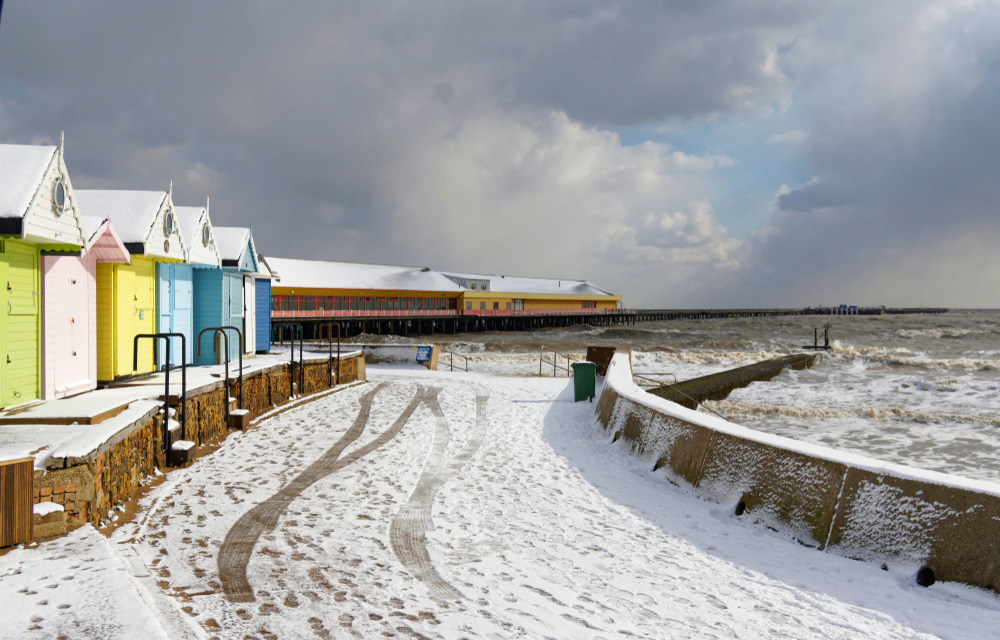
[1,1,998,308]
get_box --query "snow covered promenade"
[3,366,1000,638]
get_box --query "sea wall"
[597,351,1000,592]
[32,353,365,531]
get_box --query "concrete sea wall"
[31,354,364,534]
[597,352,1000,592]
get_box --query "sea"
[344,310,1000,483]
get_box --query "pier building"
[266,257,624,337]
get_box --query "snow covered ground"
[3,364,1000,638]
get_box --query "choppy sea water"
[348,311,1000,482]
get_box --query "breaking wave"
[702,400,1000,428]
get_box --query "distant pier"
[630,307,948,322]
[271,306,947,339]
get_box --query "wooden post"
[0,457,34,547]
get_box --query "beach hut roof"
[78,215,130,264]
[213,226,258,272]
[266,257,465,292]
[0,144,56,219]
[73,190,165,243]
[74,188,186,261]
[174,204,221,267]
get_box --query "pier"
[270,306,948,339]
[630,306,948,322]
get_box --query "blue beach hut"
[191,224,255,365]
[254,255,278,353]
[213,226,259,359]
[170,199,221,368]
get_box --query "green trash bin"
[571,362,597,402]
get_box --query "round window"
[163,211,174,235]
[202,223,211,247]
[52,179,67,216]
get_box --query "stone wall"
[28,353,365,534]
[597,351,1000,592]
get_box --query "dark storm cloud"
[1,1,997,306]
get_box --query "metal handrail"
[133,333,187,454]
[318,322,342,386]
[221,326,244,409]
[197,327,240,427]
[632,371,678,386]
[441,349,469,372]
[272,322,304,397]
[633,371,730,422]
[538,346,581,377]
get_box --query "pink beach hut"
[40,216,130,399]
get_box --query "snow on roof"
[213,226,249,262]
[267,257,465,293]
[172,205,203,239]
[256,255,278,279]
[442,271,615,296]
[74,190,166,243]
[0,144,57,218]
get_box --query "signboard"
[415,346,432,363]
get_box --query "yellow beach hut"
[75,187,187,382]
[0,140,86,407]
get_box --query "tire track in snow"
[219,383,431,603]
[389,386,491,600]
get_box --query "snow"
[171,440,195,452]
[266,256,466,293]
[73,190,165,243]
[3,363,1000,638]
[211,226,249,264]
[442,270,613,295]
[0,144,56,219]
[33,502,64,516]
[0,526,193,639]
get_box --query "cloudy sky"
[1,1,998,308]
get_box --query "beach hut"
[75,187,187,382]
[213,227,259,358]
[254,255,278,353]
[190,223,250,366]
[0,139,86,407]
[40,216,130,400]
[167,201,221,368]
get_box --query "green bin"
[571,362,597,402]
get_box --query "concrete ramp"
[648,354,817,410]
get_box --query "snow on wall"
[597,351,1000,592]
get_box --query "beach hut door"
[158,266,173,368]
[2,243,40,405]
[243,275,255,354]
[0,257,6,400]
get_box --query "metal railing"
[632,370,730,421]
[441,349,469,372]
[539,346,582,377]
